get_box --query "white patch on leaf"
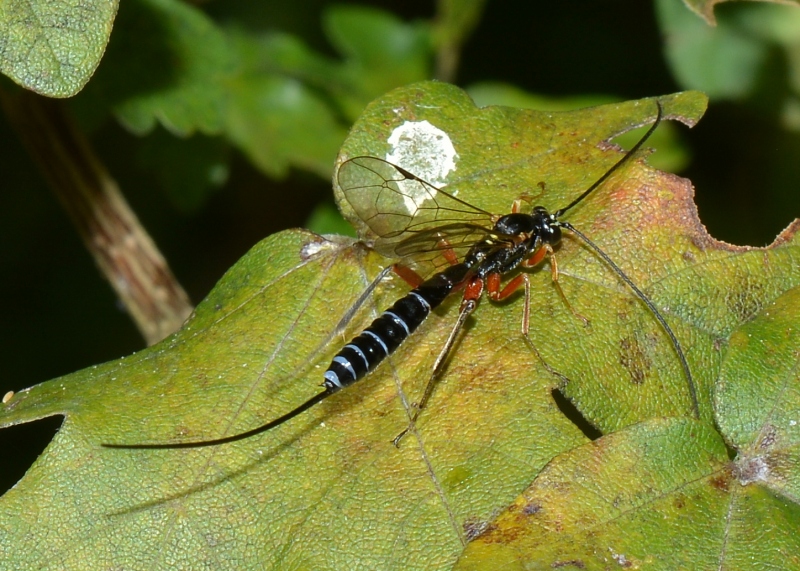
[385,120,459,214]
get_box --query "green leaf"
[323,5,432,120]
[3,84,800,569]
[680,0,800,26]
[245,31,341,88]
[222,31,348,179]
[455,418,736,570]
[305,202,356,237]
[84,0,234,136]
[0,0,117,97]
[455,278,800,571]
[466,82,691,172]
[0,229,586,570]
[657,0,800,100]
[716,286,800,501]
[135,129,229,213]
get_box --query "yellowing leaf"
[0,229,585,570]
[335,83,709,430]
[456,418,734,571]
[3,84,799,570]
[716,286,800,502]
[455,287,800,569]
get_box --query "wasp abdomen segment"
[323,263,471,391]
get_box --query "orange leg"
[437,238,460,266]
[511,184,545,213]
[461,275,484,307]
[522,244,549,269]
[486,271,531,335]
[524,244,590,327]
[393,236,460,289]
[487,272,526,301]
[392,264,424,288]
[493,244,549,335]
[488,242,549,301]
[392,276,482,447]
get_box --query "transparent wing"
[337,156,496,267]
[391,222,498,272]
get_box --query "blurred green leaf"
[305,201,355,237]
[0,0,118,97]
[84,0,234,136]
[136,129,230,213]
[681,0,800,26]
[657,0,769,99]
[6,84,800,570]
[658,0,800,104]
[223,74,346,179]
[323,5,433,120]
[220,30,347,179]
[220,4,436,180]
[249,31,341,87]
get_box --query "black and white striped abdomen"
[323,263,471,391]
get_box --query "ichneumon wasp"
[103,100,699,451]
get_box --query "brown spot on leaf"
[462,517,492,542]
[552,560,586,569]
[725,276,765,323]
[478,522,523,545]
[523,501,542,516]
[759,425,777,449]
[619,336,652,385]
[710,470,732,492]
[690,235,709,252]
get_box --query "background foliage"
[1,0,799,523]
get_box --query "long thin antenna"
[560,222,699,419]
[102,390,331,449]
[555,101,663,218]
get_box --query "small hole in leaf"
[0,415,63,496]
[551,389,602,440]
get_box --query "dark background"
[2,0,798,494]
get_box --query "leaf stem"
[0,88,193,345]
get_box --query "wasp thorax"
[493,212,537,235]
